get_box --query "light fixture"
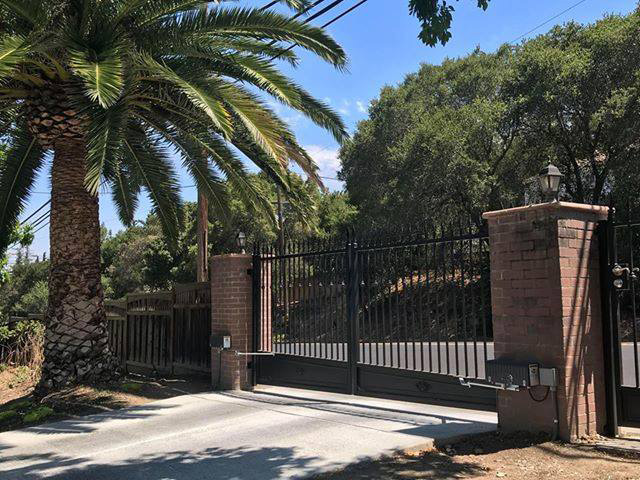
[538,163,563,202]
[236,231,246,254]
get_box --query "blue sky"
[16,0,637,261]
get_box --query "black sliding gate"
[253,226,496,410]
[600,210,640,431]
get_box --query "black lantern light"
[236,231,246,254]
[538,163,563,202]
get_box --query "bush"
[121,382,142,393]
[23,406,54,423]
[0,320,44,372]
[0,410,18,424]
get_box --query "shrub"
[121,382,142,393]
[0,320,44,373]
[0,410,18,424]
[23,406,54,423]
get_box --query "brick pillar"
[483,201,609,441]
[211,254,253,391]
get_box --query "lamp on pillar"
[538,163,563,202]
[236,231,246,254]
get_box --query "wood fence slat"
[106,283,211,375]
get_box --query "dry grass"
[0,323,44,384]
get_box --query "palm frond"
[0,35,30,80]
[123,0,211,27]
[121,128,183,245]
[84,101,128,194]
[69,43,124,107]
[0,0,41,25]
[134,110,231,218]
[139,54,234,138]
[0,128,44,254]
[104,162,141,226]
[157,7,347,68]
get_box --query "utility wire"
[32,221,49,235]
[509,0,589,44]
[29,210,51,229]
[20,200,51,224]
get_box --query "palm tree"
[0,0,347,389]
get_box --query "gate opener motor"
[209,334,275,356]
[459,360,557,391]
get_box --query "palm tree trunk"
[39,139,117,389]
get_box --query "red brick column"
[483,202,609,441]
[211,254,253,390]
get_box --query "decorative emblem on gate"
[416,381,430,392]
[296,367,305,376]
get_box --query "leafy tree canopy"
[102,173,357,298]
[341,11,640,229]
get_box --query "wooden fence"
[106,282,211,376]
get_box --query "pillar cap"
[482,201,609,220]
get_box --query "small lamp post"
[538,163,563,202]
[236,231,246,254]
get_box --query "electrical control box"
[485,360,556,388]
[210,334,232,349]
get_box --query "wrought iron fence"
[254,222,493,380]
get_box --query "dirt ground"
[0,365,210,432]
[316,432,640,480]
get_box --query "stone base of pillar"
[483,202,609,441]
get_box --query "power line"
[319,0,368,28]
[509,0,590,44]
[21,200,51,224]
[29,210,50,229]
[32,221,49,235]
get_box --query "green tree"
[0,257,49,319]
[0,0,346,389]
[340,46,527,229]
[101,173,357,296]
[409,0,491,46]
[506,12,640,205]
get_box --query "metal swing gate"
[600,212,640,433]
[252,227,496,410]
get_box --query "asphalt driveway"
[0,386,496,479]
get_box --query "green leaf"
[69,45,124,107]
[0,35,29,79]
[84,102,128,194]
[156,7,347,68]
[105,162,141,226]
[139,54,234,138]
[121,130,183,245]
[0,0,41,25]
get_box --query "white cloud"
[304,145,343,188]
[356,100,367,114]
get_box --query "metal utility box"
[485,360,532,388]
[484,360,558,389]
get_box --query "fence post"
[598,216,621,437]
[210,254,254,390]
[170,286,176,376]
[346,237,360,395]
[483,201,609,441]
[251,252,261,386]
[123,295,129,374]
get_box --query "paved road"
[275,342,640,386]
[0,386,496,480]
